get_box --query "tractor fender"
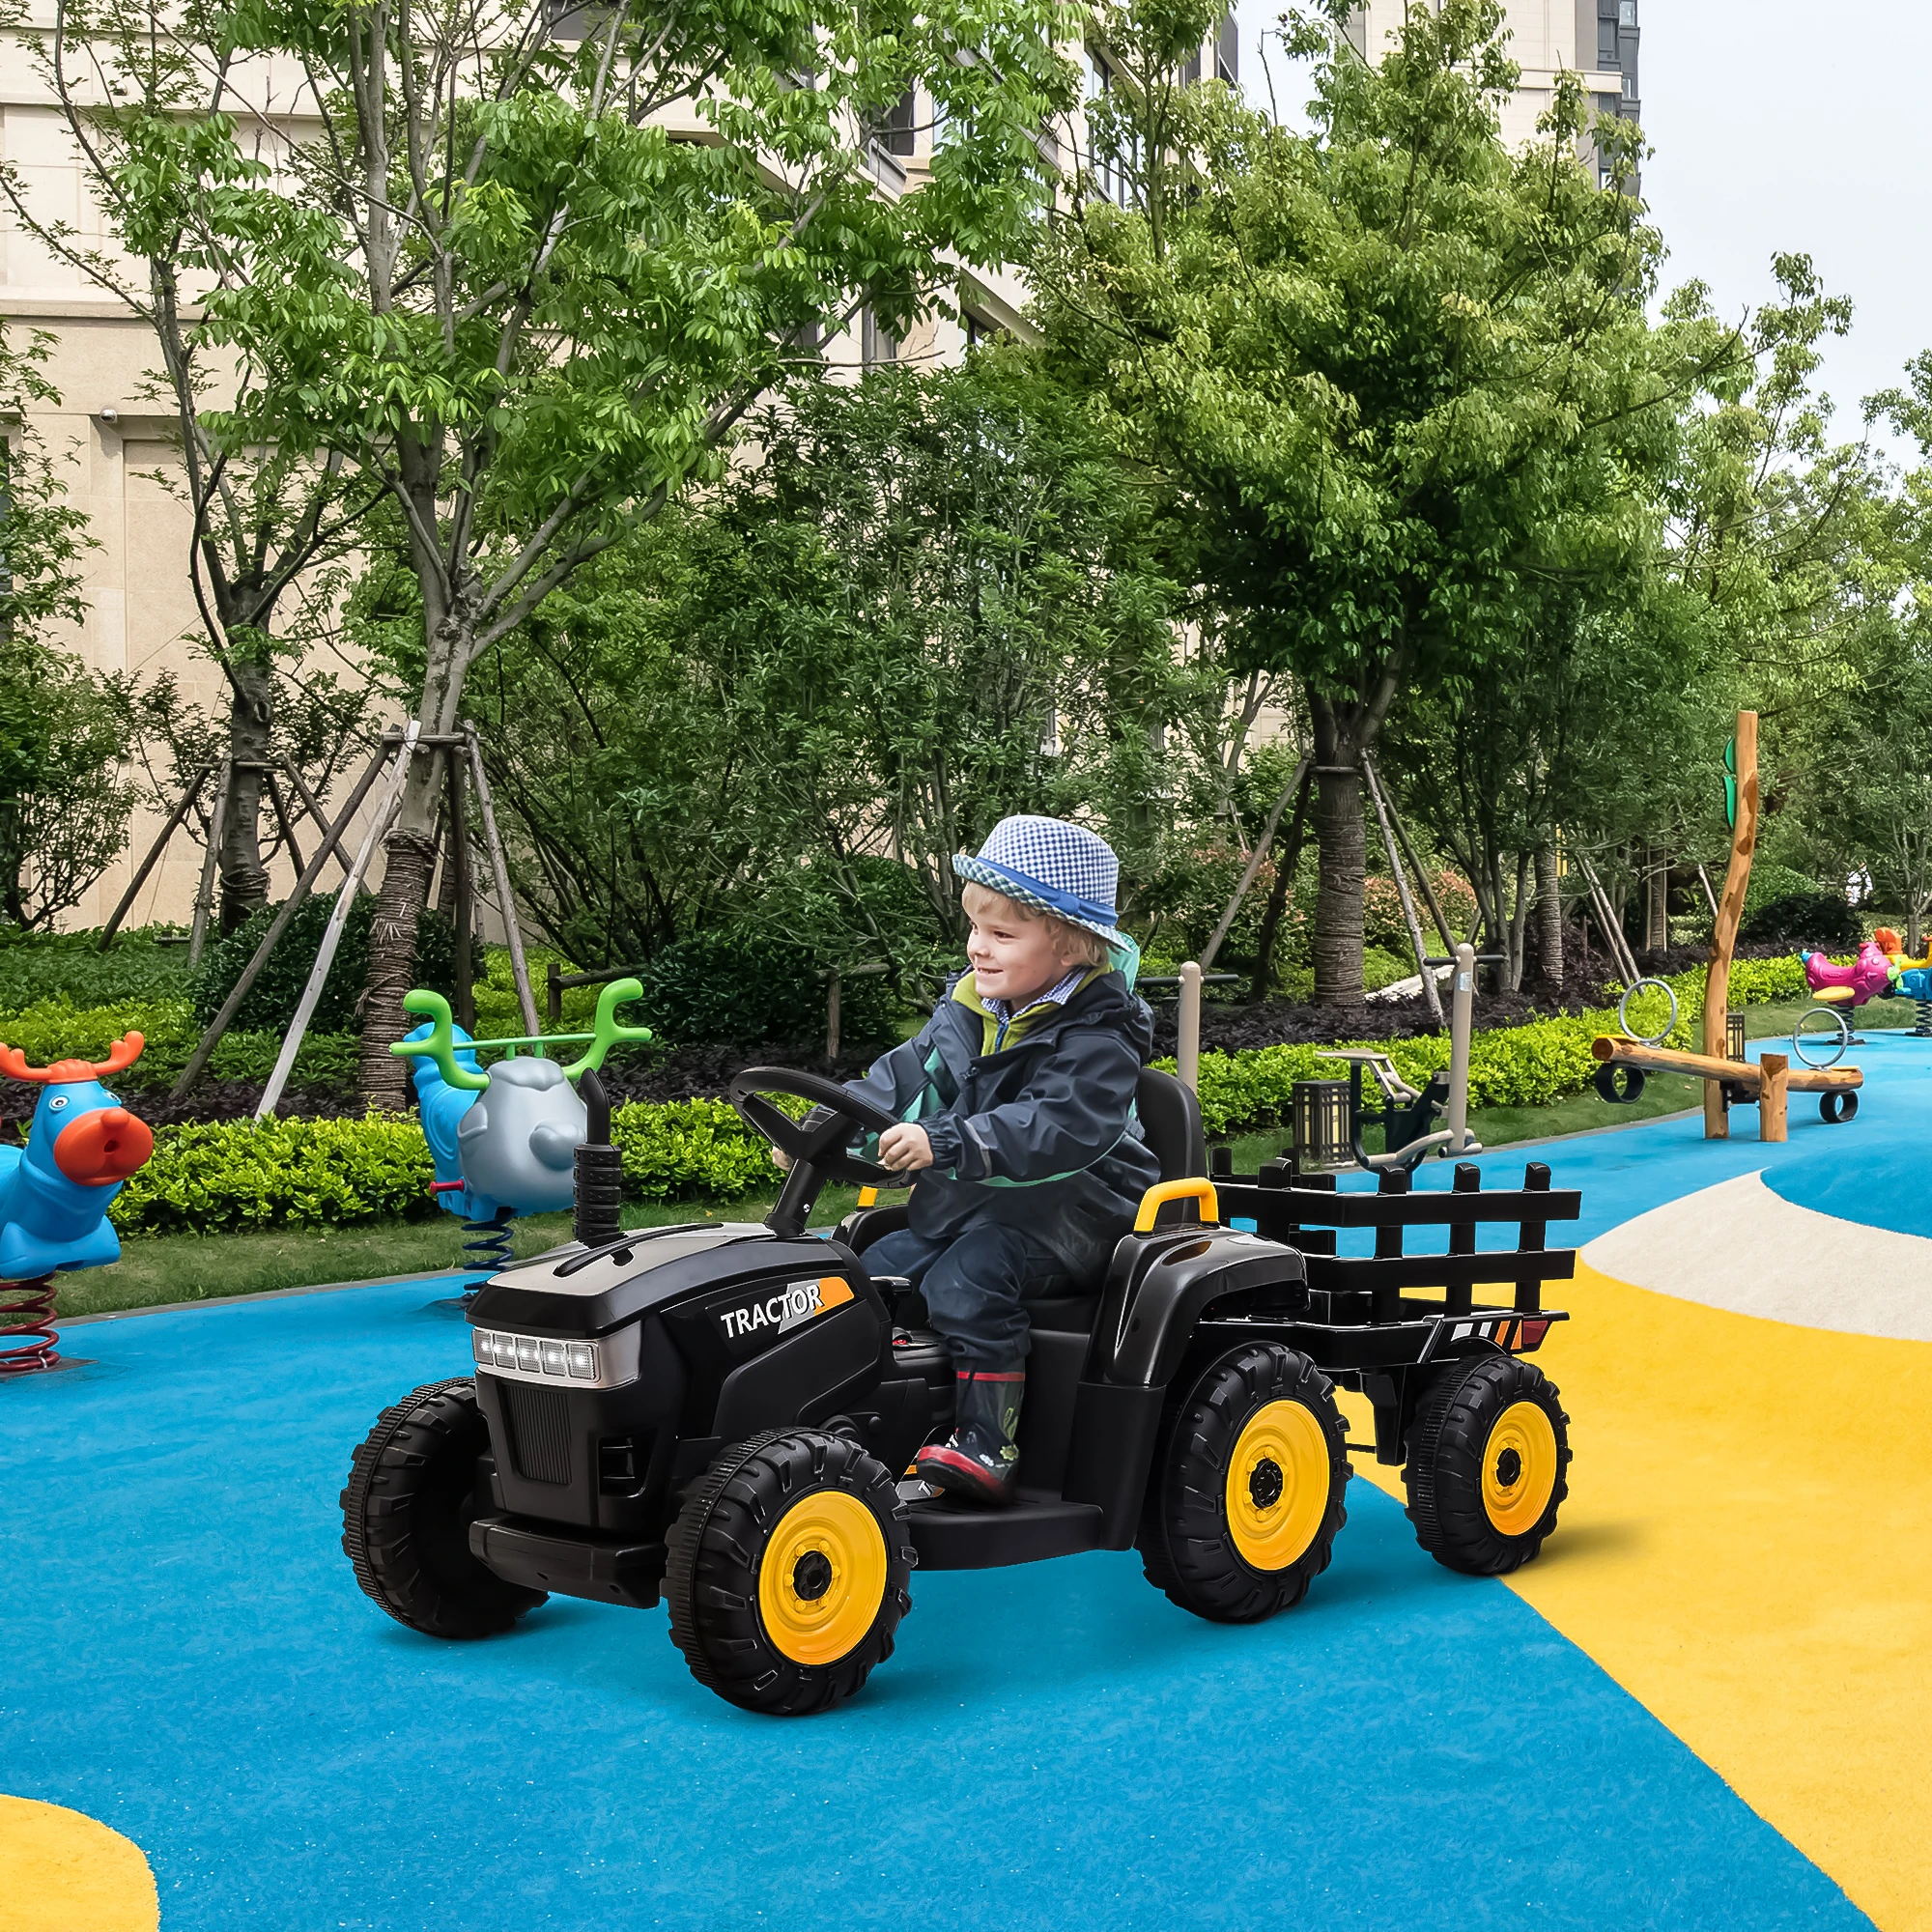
[1089,1227,1308,1388]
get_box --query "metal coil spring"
[1918,999,1932,1039]
[462,1210,516,1275]
[0,1274,60,1374]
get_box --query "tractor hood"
[469,1222,843,1339]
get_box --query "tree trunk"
[218,660,275,931]
[1644,844,1669,953]
[1309,696,1366,1007]
[1533,842,1564,985]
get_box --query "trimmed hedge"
[77,952,1821,1237]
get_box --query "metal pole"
[1446,942,1479,1154]
[1177,960,1203,1093]
[464,724,540,1037]
[254,726,417,1119]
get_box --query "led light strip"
[471,1327,611,1386]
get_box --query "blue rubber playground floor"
[9,1039,1923,1929]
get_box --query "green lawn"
[60,993,1921,1326]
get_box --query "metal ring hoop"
[1791,1005,1853,1070]
[1617,977,1679,1047]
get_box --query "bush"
[1362,945,1414,993]
[610,1096,785,1201]
[0,927,190,1013]
[111,1113,435,1234]
[192,894,454,1035]
[634,931,897,1048]
[1740,891,1861,950]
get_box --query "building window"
[883,87,916,157]
[963,310,1004,350]
[1618,0,1636,23]
[1215,12,1237,85]
[862,307,896,367]
[1085,49,1141,209]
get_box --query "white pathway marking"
[1582,1169,1932,1342]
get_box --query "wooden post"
[1361,757,1443,1025]
[825,970,842,1065]
[1758,1051,1789,1143]
[97,763,212,950]
[187,760,232,965]
[253,730,416,1119]
[1704,712,1758,1140]
[464,724,540,1038]
[260,769,306,879]
[445,750,475,1034]
[277,761,355,881]
[168,739,397,1101]
[1377,763,1459,953]
[1177,960,1204,1092]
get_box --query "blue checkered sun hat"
[953,816,1135,964]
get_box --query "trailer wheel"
[666,1430,911,1716]
[341,1378,546,1638]
[1405,1355,1570,1576]
[1138,1344,1350,1624]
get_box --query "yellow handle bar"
[1133,1178,1220,1234]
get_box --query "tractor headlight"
[470,1327,612,1388]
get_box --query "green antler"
[387,989,490,1091]
[563,979,652,1078]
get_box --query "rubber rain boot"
[917,1369,1024,1506]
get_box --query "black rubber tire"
[1820,1090,1859,1124]
[666,1430,912,1716]
[1137,1344,1350,1625]
[340,1378,546,1638]
[1405,1354,1572,1576]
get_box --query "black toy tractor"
[342,1067,1578,1716]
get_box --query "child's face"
[965,898,1070,1009]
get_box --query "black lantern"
[1726,1010,1747,1063]
[1293,1078,1353,1173]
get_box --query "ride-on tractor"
[342,1066,1580,1716]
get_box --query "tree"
[183,0,1074,1101]
[1031,0,1719,1003]
[0,333,115,929]
[0,0,376,931]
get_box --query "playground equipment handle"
[1134,1178,1220,1233]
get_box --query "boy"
[819,815,1160,1506]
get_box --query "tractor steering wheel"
[726,1065,903,1189]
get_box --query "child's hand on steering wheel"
[876,1123,933,1174]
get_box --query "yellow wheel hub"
[1225,1399,1330,1572]
[756,1489,888,1666]
[1482,1400,1559,1537]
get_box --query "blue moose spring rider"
[0,1031,156,1372]
[393,980,651,1271]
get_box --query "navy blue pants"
[862,1222,1080,1371]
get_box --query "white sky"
[1227,0,1932,463]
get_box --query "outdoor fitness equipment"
[391,981,653,1268]
[0,1031,156,1371]
[1790,938,1896,1070]
[1297,943,1492,1175]
[340,1063,1582,1716]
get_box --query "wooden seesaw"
[1589,1036,1861,1143]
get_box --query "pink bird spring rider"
[1795,936,1898,1068]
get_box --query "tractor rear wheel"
[1138,1344,1350,1625]
[666,1430,911,1716]
[1405,1354,1571,1575]
[341,1378,546,1637]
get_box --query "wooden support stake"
[254,731,416,1120]
[1199,754,1309,972]
[187,760,232,966]
[277,762,355,881]
[465,724,540,1037]
[261,769,306,880]
[1705,712,1758,1140]
[1758,1051,1789,1143]
[1374,756,1459,953]
[97,763,213,950]
[1362,757,1443,1025]
[445,749,475,1034]
[168,739,398,1101]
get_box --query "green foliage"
[1361,947,1414,995]
[111,1115,435,1234]
[633,931,897,1048]
[1741,893,1861,949]
[610,1098,785,1203]
[0,928,188,1013]
[191,895,454,1035]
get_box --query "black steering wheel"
[726,1065,904,1189]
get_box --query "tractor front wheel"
[1138,1344,1350,1624]
[666,1431,911,1716]
[1405,1354,1571,1575]
[341,1378,546,1637]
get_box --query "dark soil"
[1,1076,365,1140]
